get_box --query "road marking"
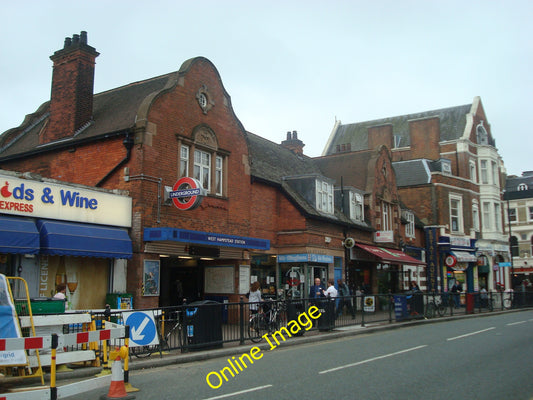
[202,385,273,400]
[447,327,495,341]
[319,345,427,374]
[507,321,527,326]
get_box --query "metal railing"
[86,289,532,358]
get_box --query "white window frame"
[180,145,189,177]
[509,207,517,223]
[491,161,498,186]
[215,156,223,196]
[405,211,415,238]
[480,160,488,184]
[349,192,364,222]
[194,149,211,193]
[469,161,477,183]
[482,201,491,230]
[494,203,502,232]
[472,202,480,232]
[382,202,392,231]
[316,180,334,214]
[529,206,533,221]
[449,194,463,234]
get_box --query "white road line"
[447,327,495,341]
[507,321,527,326]
[202,384,273,400]
[319,345,427,374]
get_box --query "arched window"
[476,122,489,145]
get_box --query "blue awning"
[0,215,40,254]
[37,219,132,259]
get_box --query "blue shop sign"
[144,228,270,250]
[278,253,334,263]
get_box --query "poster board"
[204,266,234,293]
[239,265,250,294]
[143,260,160,296]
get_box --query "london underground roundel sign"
[170,177,206,211]
[445,255,457,268]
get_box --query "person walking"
[248,281,262,314]
[336,279,355,319]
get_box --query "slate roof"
[392,159,432,187]
[246,132,371,230]
[504,172,533,200]
[0,72,176,159]
[323,103,472,155]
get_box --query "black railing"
[88,290,533,358]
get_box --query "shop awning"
[37,219,132,259]
[0,216,39,254]
[354,243,426,265]
[450,251,477,263]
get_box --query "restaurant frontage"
[0,171,132,309]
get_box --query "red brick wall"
[408,117,440,160]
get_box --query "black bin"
[184,300,223,350]
[316,298,335,331]
[286,299,306,336]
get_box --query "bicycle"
[424,293,447,319]
[131,310,183,358]
[248,300,282,343]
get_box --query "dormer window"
[518,183,528,191]
[316,179,334,214]
[349,192,364,222]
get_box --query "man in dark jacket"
[336,279,355,319]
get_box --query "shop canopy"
[37,219,132,259]
[449,250,477,263]
[0,215,40,254]
[354,243,426,265]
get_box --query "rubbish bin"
[316,298,335,331]
[15,298,66,315]
[286,299,306,336]
[184,300,223,350]
[466,293,475,314]
[393,295,408,321]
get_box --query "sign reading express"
[0,174,131,227]
[170,177,206,210]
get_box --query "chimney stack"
[44,31,99,144]
[281,130,305,155]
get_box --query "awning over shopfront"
[354,243,426,265]
[0,216,39,254]
[37,219,132,259]
[450,251,477,263]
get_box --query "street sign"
[123,311,159,347]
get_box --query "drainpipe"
[96,133,134,187]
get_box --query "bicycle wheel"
[130,345,152,358]
[424,303,436,319]
[437,303,447,317]
[248,315,267,343]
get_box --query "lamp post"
[504,191,515,289]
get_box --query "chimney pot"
[80,31,88,44]
[292,130,298,139]
[286,131,291,140]
[72,34,80,44]
[64,37,72,48]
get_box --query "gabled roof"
[323,103,472,155]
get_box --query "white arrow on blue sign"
[123,311,159,347]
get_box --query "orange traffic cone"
[100,356,136,400]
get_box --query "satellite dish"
[344,237,355,249]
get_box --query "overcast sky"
[1,1,531,176]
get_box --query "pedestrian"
[309,277,325,305]
[336,279,355,319]
[410,281,420,292]
[248,281,262,314]
[323,279,338,298]
[451,281,462,308]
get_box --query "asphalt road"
[76,310,533,400]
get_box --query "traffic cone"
[100,356,136,400]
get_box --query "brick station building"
[0,31,381,309]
